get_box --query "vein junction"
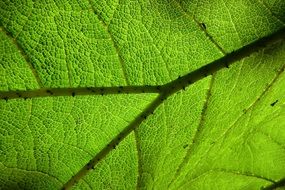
[1,27,284,190]
[1,27,284,101]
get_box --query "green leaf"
[0,0,284,190]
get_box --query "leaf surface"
[0,0,285,190]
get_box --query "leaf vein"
[168,74,215,187]
[255,0,285,25]
[0,25,43,88]
[173,0,227,54]
[87,0,129,85]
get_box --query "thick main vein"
[59,27,285,190]
[262,177,285,190]
[61,93,167,190]
[168,73,216,188]
[170,61,285,189]
[1,27,284,101]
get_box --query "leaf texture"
[0,0,285,190]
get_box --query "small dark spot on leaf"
[46,90,53,95]
[183,144,188,149]
[225,62,229,68]
[87,87,95,92]
[201,23,206,30]
[86,163,92,170]
[270,100,278,107]
[72,92,75,97]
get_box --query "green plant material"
[0,0,285,190]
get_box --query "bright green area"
[170,41,285,189]
[0,94,157,189]
[74,133,139,190]
[0,27,39,91]
[179,0,285,51]
[0,0,285,190]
